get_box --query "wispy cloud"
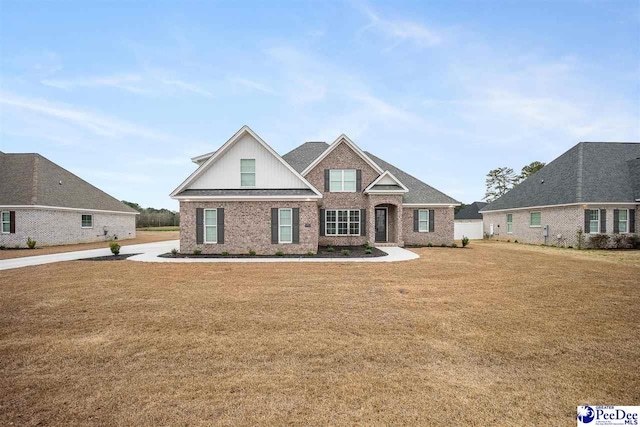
[0,92,169,140]
[160,78,213,97]
[230,77,278,95]
[356,1,442,49]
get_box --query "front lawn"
[0,242,638,425]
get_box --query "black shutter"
[271,208,278,244]
[9,211,15,234]
[356,169,362,192]
[292,208,300,244]
[429,209,435,232]
[217,208,224,244]
[613,209,619,234]
[584,210,590,233]
[195,208,203,244]
[600,209,606,233]
[319,209,326,236]
[413,209,419,232]
[360,209,366,236]
[629,209,636,233]
[324,170,330,191]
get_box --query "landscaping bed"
[79,253,141,261]
[159,245,386,259]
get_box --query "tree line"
[484,161,545,202]
[122,201,180,228]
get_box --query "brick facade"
[0,208,136,248]
[482,204,640,247]
[180,201,318,255]
[403,207,455,246]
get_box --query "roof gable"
[455,202,486,220]
[301,135,384,176]
[364,170,409,193]
[171,126,322,198]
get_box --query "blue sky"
[1,0,638,209]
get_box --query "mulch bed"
[159,246,386,259]
[79,254,141,261]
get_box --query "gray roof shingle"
[455,202,487,220]
[481,142,640,212]
[0,152,138,213]
[282,142,329,173]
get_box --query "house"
[454,201,486,240]
[170,126,459,254]
[480,142,639,247]
[0,152,138,247]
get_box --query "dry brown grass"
[0,242,638,425]
[0,231,179,260]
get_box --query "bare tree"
[484,167,516,202]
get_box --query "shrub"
[109,242,120,256]
[341,249,350,256]
[364,241,371,249]
[628,234,640,249]
[365,248,372,254]
[221,251,230,256]
[0,245,5,250]
[327,246,335,252]
[193,248,202,255]
[461,236,469,247]
[171,248,178,256]
[451,243,458,248]
[506,239,511,243]
[248,249,256,256]
[275,250,284,256]
[587,234,610,249]
[514,240,519,243]
[26,237,36,249]
[576,227,585,250]
[440,243,446,247]
[113,235,118,240]
[306,251,315,256]
[426,243,433,248]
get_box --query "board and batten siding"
[189,133,307,189]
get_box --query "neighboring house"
[454,201,486,240]
[480,142,639,247]
[170,126,459,254]
[0,152,138,247]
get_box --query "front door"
[375,208,387,242]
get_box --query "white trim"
[529,211,542,228]
[1,211,9,234]
[617,208,629,233]
[586,208,600,234]
[364,170,409,193]
[174,195,322,202]
[417,209,429,233]
[191,151,215,164]
[170,126,322,198]
[374,207,389,242]
[203,208,218,244]
[403,203,460,207]
[278,208,293,244]
[81,214,93,229]
[506,213,513,234]
[325,209,361,236]
[240,158,256,187]
[0,205,139,215]
[480,202,638,214]
[329,169,357,193]
[301,134,384,176]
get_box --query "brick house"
[171,126,459,254]
[480,142,639,247]
[0,152,138,247]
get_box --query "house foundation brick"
[402,207,455,246]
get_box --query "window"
[1,211,9,233]
[530,211,541,228]
[325,209,360,235]
[587,209,599,234]
[240,159,255,187]
[506,214,513,233]
[418,209,429,232]
[279,208,293,243]
[204,209,217,243]
[329,169,356,192]
[618,209,628,233]
[81,214,93,228]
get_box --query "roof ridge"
[576,141,584,202]
[31,155,39,205]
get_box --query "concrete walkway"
[0,240,419,270]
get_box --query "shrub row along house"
[0,151,138,247]
[170,126,459,254]
[481,142,639,247]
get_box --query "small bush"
[506,239,511,243]
[193,248,202,255]
[365,248,372,255]
[576,227,585,250]
[514,240,519,243]
[628,234,640,249]
[248,249,256,256]
[113,235,118,240]
[587,234,610,249]
[0,245,5,250]
[26,237,36,249]
[451,243,458,248]
[221,251,230,256]
[171,248,178,256]
[109,242,120,256]
[364,241,371,249]
[440,243,446,247]
[426,243,433,248]
[341,249,350,256]
[461,236,469,247]
[327,246,335,252]
[306,251,315,256]
[275,250,284,256]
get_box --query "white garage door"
[454,220,484,240]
